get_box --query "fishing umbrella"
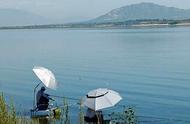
[32,66,57,108]
[82,88,122,111]
[33,66,57,90]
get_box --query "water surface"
[0,27,190,123]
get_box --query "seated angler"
[36,86,53,110]
[84,108,104,124]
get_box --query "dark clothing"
[36,90,51,110]
[84,116,98,123]
[86,108,96,118]
[85,109,103,124]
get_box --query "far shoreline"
[0,22,190,30]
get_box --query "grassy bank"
[0,93,137,124]
[0,93,39,124]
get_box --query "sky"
[0,0,190,22]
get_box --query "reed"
[0,93,8,124]
[61,97,70,124]
[78,99,84,124]
[0,93,40,124]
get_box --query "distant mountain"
[90,2,190,23]
[0,9,49,26]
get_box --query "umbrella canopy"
[33,66,57,90]
[82,88,122,111]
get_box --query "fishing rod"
[50,95,80,101]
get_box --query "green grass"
[0,93,17,124]
[0,93,40,124]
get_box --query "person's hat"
[41,86,46,91]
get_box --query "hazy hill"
[0,9,49,26]
[90,2,190,23]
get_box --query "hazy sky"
[0,0,190,22]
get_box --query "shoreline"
[0,22,190,30]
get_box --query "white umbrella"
[33,66,57,90]
[83,88,122,111]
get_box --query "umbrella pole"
[33,83,41,109]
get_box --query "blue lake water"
[0,27,190,123]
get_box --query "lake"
[0,27,190,124]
